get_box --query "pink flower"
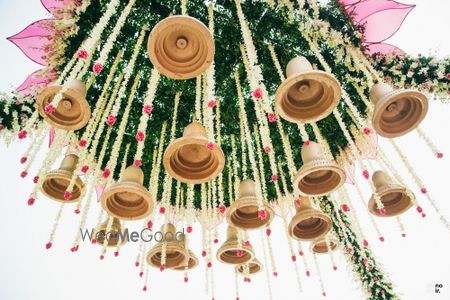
[405,83,411,89]
[244,240,251,247]
[416,206,423,213]
[106,115,116,126]
[252,87,263,99]
[18,130,27,139]
[201,250,207,257]
[77,49,88,59]
[436,152,444,159]
[268,113,277,123]
[393,85,399,90]
[446,73,450,80]
[264,146,271,154]
[81,165,89,173]
[64,191,71,200]
[266,228,271,236]
[184,277,188,283]
[20,157,27,164]
[44,104,55,115]
[135,131,145,142]
[271,174,278,182]
[207,142,215,150]
[218,204,226,214]
[420,187,427,194]
[258,209,267,220]
[303,140,310,146]
[143,105,153,115]
[27,197,35,206]
[214,238,218,244]
[0,124,4,131]
[159,206,166,214]
[159,265,165,272]
[92,62,103,74]
[20,171,28,178]
[143,285,147,291]
[299,250,304,256]
[207,262,212,268]
[294,198,301,207]
[273,272,278,277]
[379,236,385,242]
[341,204,350,212]
[147,220,153,229]
[33,176,39,183]
[78,139,87,147]
[74,209,80,214]
[421,82,430,88]
[379,208,386,215]
[208,100,216,108]
[45,242,52,249]
[385,76,392,83]
[291,255,296,262]
[102,169,111,178]
[236,250,243,257]
[186,226,192,233]
[134,160,142,167]
[306,270,310,277]
[363,240,369,247]
[363,127,371,135]
[362,170,369,179]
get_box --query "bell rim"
[372,89,428,138]
[100,181,154,221]
[274,70,341,123]
[41,169,84,203]
[147,15,215,80]
[216,241,255,265]
[293,159,346,197]
[288,208,332,241]
[146,242,188,269]
[235,258,263,275]
[368,185,414,217]
[36,85,91,131]
[226,198,274,230]
[173,250,199,271]
[163,135,225,184]
[310,236,339,254]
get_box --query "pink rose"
[252,87,263,99]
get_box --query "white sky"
[0,1,449,300]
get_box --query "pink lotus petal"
[17,69,57,96]
[350,0,414,23]
[361,5,415,43]
[41,0,71,15]
[96,185,105,202]
[340,0,362,6]
[344,162,356,185]
[48,127,55,147]
[366,43,405,55]
[7,19,54,66]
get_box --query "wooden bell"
[36,79,91,131]
[173,239,198,271]
[275,56,341,123]
[370,83,428,138]
[41,154,84,203]
[235,258,263,275]
[100,165,154,221]
[163,122,225,184]
[226,179,274,230]
[94,217,127,247]
[216,226,254,265]
[288,197,332,241]
[147,15,215,80]
[293,141,346,196]
[369,171,414,217]
[146,223,188,269]
[310,235,339,254]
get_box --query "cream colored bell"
[36,79,91,131]
[226,179,274,230]
[369,171,414,217]
[41,154,84,203]
[293,141,346,196]
[100,165,154,221]
[216,226,254,265]
[310,235,339,254]
[173,239,199,271]
[147,15,215,80]
[274,56,341,123]
[235,258,263,275]
[288,197,332,241]
[163,122,225,184]
[370,83,428,138]
[146,223,188,269]
[94,217,127,247]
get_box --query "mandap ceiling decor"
[1,0,450,299]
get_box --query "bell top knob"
[295,197,313,212]
[372,170,393,189]
[121,165,144,184]
[301,141,325,164]
[59,154,79,172]
[226,226,238,241]
[183,122,207,138]
[238,179,256,198]
[369,83,393,105]
[66,79,87,98]
[286,56,313,78]
[160,223,177,236]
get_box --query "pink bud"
[135,131,145,142]
[93,62,103,74]
[106,115,116,126]
[341,204,350,212]
[102,169,110,178]
[44,104,55,115]
[201,250,207,257]
[147,220,153,229]
[362,170,369,179]
[64,191,71,200]
[33,176,39,183]
[258,209,267,220]
[45,242,52,249]
[20,157,27,164]
[81,165,89,173]
[252,87,263,99]
[159,206,166,214]
[208,100,216,108]
[264,146,271,154]
[143,105,153,115]
[436,152,444,159]
[134,160,142,167]
[271,174,278,182]
[77,49,88,59]
[18,130,28,139]
[78,139,87,147]
[20,171,28,178]
[363,127,371,135]
[74,209,80,214]
[186,226,192,233]
[207,142,215,151]
[218,204,226,214]
[27,198,35,206]
[268,113,277,122]
[266,228,271,236]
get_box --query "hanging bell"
[274,56,341,123]
[216,226,254,265]
[370,83,428,138]
[226,179,274,230]
[173,240,199,271]
[163,122,225,184]
[310,235,339,254]
[369,171,414,217]
[147,15,215,80]
[94,217,128,247]
[293,141,346,196]
[235,258,263,275]
[36,79,91,131]
[146,223,188,269]
[41,154,84,203]
[288,197,332,241]
[100,165,154,221]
